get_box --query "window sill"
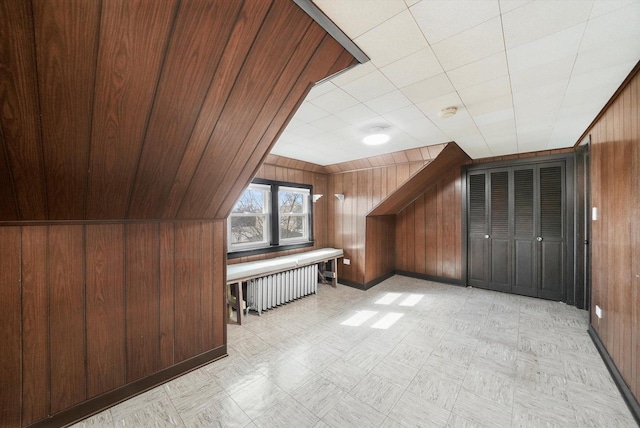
[227,241,314,260]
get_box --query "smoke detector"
[438,106,458,118]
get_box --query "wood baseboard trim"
[395,270,466,286]
[338,271,395,291]
[588,326,640,425]
[28,345,227,428]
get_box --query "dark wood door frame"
[575,136,591,310]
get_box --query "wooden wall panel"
[21,226,49,425]
[33,0,99,219]
[365,216,396,282]
[1,221,226,426]
[589,66,640,403]
[87,0,177,219]
[0,1,47,219]
[125,223,161,382]
[0,228,21,427]
[174,223,203,361]
[163,0,272,218]
[86,225,126,397]
[127,0,243,218]
[159,223,176,368]
[395,169,463,281]
[49,225,86,413]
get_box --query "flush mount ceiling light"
[438,106,458,119]
[362,126,390,145]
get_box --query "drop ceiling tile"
[364,90,413,115]
[590,0,637,18]
[342,70,396,102]
[383,104,427,127]
[314,0,407,39]
[502,0,593,50]
[473,106,515,127]
[499,0,534,14]
[329,61,377,86]
[401,73,454,104]
[465,94,512,117]
[573,37,640,77]
[458,76,511,106]
[431,17,504,71]
[512,79,569,106]
[397,118,449,143]
[515,131,552,150]
[411,0,500,44]
[446,52,508,90]
[333,103,379,125]
[506,23,585,73]
[404,0,421,7]
[306,81,337,100]
[509,56,575,93]
[428,109,479,139]
[564,61,637,105]
[580,2,640,52]
[293,102,330,123]
[289,123,325,139]
[380,47,444,88]
[487,140,519,156]
[415,92,464,118]
[355,10,429,68]
[310,115,350,132]
[310,89,360,113]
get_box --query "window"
[279,186,310,244]
[228,183,270,250]
[228,179,313,255]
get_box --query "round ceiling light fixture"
[438,106,458,119]
[362,126,390,145]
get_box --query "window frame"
[227,178,314,258]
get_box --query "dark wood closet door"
[468,173,489,287]
[467,161,567,301]
[489,170,510,292]
[512,167,537,297]
[537,163,565,300]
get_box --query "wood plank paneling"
[21,226,49,425]
[0,1,47,219]
[369,143,471,216]
[174,223,203,361]
[0,127,19,220]
[159,223,176,368]
[125,223,160,382]
[0,227,21,427]
[200,222,215,350]
[127,0,243,218]
[163,0,272,218]
[33,0,99,219]
[589,65,640,404]
[178,1,315,218]
[213,221,225,347]
[87,0,177,219]
[49,225,86,413]
[86,224,126,397]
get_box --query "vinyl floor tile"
[74,277,634,428]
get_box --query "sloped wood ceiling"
[0,0,358,221]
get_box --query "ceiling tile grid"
[271,0,640,165]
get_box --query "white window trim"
[278,187,310,245]
[228,183,271,252]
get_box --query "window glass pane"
[278,191,305,214]
[280,215,304,240]
[232,187,268,214]
[230,216,266,244]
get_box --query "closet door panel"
[513,239,536,296]
[468,173,489,286]
[538,163,565,300]
[490,239,511,292]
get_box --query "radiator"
[246,264,318,315]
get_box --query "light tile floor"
[74,276,637,427]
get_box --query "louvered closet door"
[468,173,489,286]
[512,167,537,296]
[537,163,565,300]
[489,170,510,292]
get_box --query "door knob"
[536,237,543,242]
[484,234,490,239]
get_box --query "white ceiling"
[271,0,640,165]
